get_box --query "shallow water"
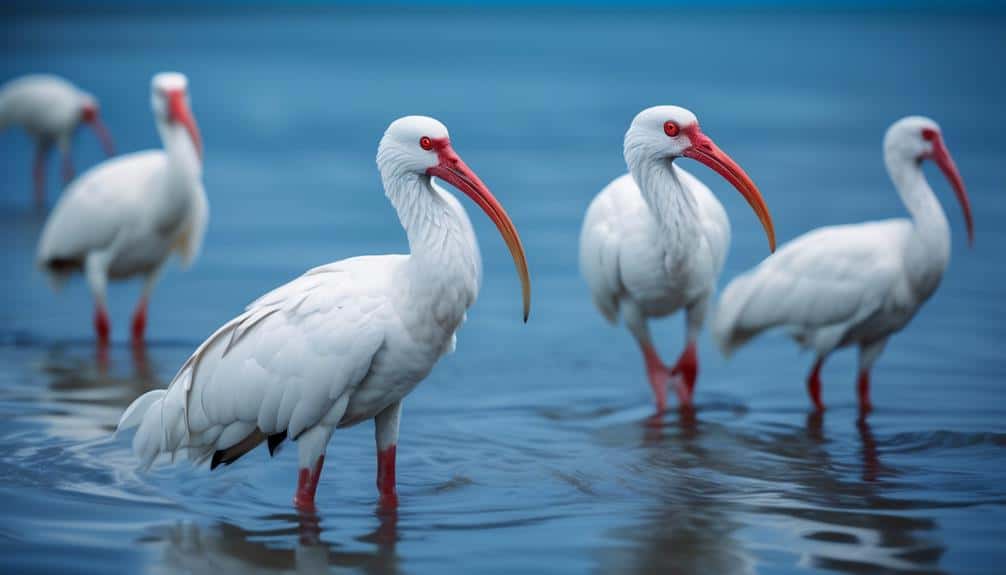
[2,7,1005,574]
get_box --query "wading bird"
[713,116,973,414]
[37,72,207,346]
[117,115,531,509]
[579,105,775,413]
[0,74,115,207]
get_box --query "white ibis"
[579,105,775,413]
[36,72,207,346]
[0,74,115,207]
[713,116,973,414]
[116,115,531,509]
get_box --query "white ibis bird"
[116,115,531,509]
[713,116,973,414]
[36,72,207,346]
[0,74,115,207]
[579,105,775,413]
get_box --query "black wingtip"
[267,431,288,457]
[210,450,225,470]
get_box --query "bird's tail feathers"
[119,385,190,470]
[712,273,778,357]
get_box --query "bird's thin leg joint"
[294,455,325,510]
[807,358,825,412]
[377,444,398,506]
[131,297,148,343]
[641,344,670,413]
[857,370,872,415]
[94,304,111,346]
[670,341,698,406]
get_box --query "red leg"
[669,341,698,406]
[131,298,148,342]
[377,445,398,507]
[807,358,825,412]
[94,305,111,346]
[294,455,325,510]
[33,144,47,209]
[857,370,872,415]
[641,344,670,413]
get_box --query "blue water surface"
[1,7,1004,574]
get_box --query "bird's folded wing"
[714,220,909,353]
[160,256,398,453]
[37,151,165,262]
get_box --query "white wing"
[120,255,401,467]
[37,151,167,268]
[713,219,911,355]
[579,174,638,322]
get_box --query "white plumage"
[117,115,530,509]
[0,74,114,207]
[580,105,775,412]
[36,72,207,345]
[713,116,974,413]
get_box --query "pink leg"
[294,455,325,510]
[131,298,148,342]
[857,370,872,415]
[641,344,670,413]
[669,341,698,406]
[377,445,398,507]
[33,144,47,209]
[807,358,825,412]
[94,304,111,346]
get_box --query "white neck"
[626,147,701,260]
[885,149,951,299]
[885,150,950,258]
[158,121,201,182]
[379,158,482,331]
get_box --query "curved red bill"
[426,138,531,322]
[82,105,115,157]
[167,89,203,160]
[682,125,776,252]
[923,128,974,246]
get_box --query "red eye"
[663,121,680,137]
[420,136,433,150]
[921,128,937,141]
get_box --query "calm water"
[2,7,1005,574]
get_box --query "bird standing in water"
[714,116,973,414]
[580,105,775,413]
[117,115,531,510]
[36,72,207,346]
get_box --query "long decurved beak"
[682,126,776,252]
[426,139,531,322]
[926,132,974,246]
[82,106,115,157]
[167,89,203,160]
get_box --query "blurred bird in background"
[0,74,115,208]
[36,72,207,347]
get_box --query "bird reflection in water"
[38,341,164,438]
[150,505,401,575]
[600,404,943,573]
